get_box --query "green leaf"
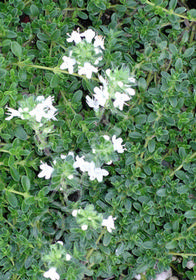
[183,47,195,58]
[166,240,178,249]
[6,191,18,208]
[30,4,39,16]
[50,74,59,88]
[135,114,147,125]
[21,176,31,192]
[10,167,20,182]
[148,139,155,153]
[72,90,83,103]
[175,58,183,71]
[184,210,196,219]
[142,241,154,249]
[103,232,112,246]
[129,132,142,139]
[169,0,177,10]
[138,78,147,91]
[115,243,124,256]
[11,41,22,58]
[169,43,178,55]
[51,30,61,41]
[37,32,49,41]
[156,188,166,197]
[15,126,28,140]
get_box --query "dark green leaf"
[6,192,18,208]
[21,176,31,192]
[11,41,22,58]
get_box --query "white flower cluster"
[5,96,57,124]
[38,135,125,182]
[60,29,104,79]
[86,69,136,111]
[43,241,71,280]
[72,209,116,233]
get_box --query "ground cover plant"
[0,0,196,279]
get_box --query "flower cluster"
[86,68,136,111]
[72,205,116,233]
[43,241,71,280]
[38,135,125,183]
[60,29,105,79]
[6,96,57,124]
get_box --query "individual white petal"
[78,62,98,79]
[66,253,72,261]
[86,95,100,111]
[43,267,60,280]
[81,224,88,230]
[102,216,116,233]
[5,107,23,120]
[38,162,54,179]
[60,56,76,74]
[67,30,82,44]
[128,77,136,83]
[94,35,105,49]
[72,209,78,217]
[103,135,110,141]
[81,29,95,43]
[113,92,130,111]
[125,87,135,96]
[112,135,125,153]
[56,241,63,246]
[93,86,109,107]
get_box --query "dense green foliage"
[0,0,196,279]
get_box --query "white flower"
[67,30,82,44]
[86,95,100,111]
[78,62,98,79]
[87,161,109,182]
[29,96,57,122]
[66,253,72,261]
[113,92,130,111]
[93,85,109,107]
[5,107,24,120]
[94,35,105,49]
[81,224,88,231]
[81,29,95,43]
[43,267,60,280]
[38,162,54,179]
[186,260,195,269]
[72,209,78,217]
[73,155,90,172]
[56,241,63,246]
[103,135,110,141]
[154,268,172,280]
[128,77,136,83]
[112,135,125,153]
[60,55,76,74]
[125,87,135,96]
[102,216,116,233]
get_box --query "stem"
[168,252,196,257]
[187,222,196,232]
[13,62,99,82]
[169,151,196,177]
[86,229,105,262]
[143,0,195,21]
[6,189,30,199]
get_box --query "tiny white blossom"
[86,95,100,111]
[72,209,78,217]
[66,253,72,261]
[56,241,63,246]
[94,35,105,49]
[38,162,54,179]
[112,135,125,153]
[103,135,110,141]
[81,29,95,43]
[186,260,195,269]
[102,216,116,233]
[128,77,136,83]
[93,86,109,107]
[5,107,24,120]
[60,55,76,74]
[113,92,130,111]
[87,162,109,182]
[125,87,135,96]
[68,174,74,180]
[29,96,57,122]
[78,62,98,79]
[43,267,60,280]
[67,30,82,44]
[81,224,88,231]
[73,155,91,172]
